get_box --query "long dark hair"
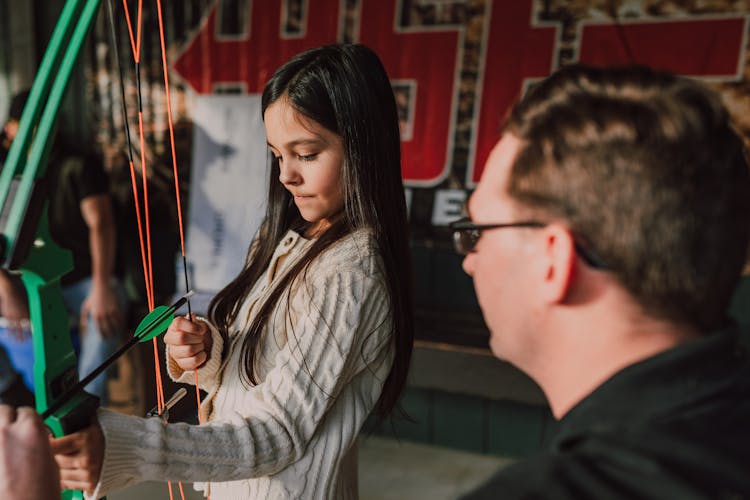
[207,44,413,417]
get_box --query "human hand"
[164,314,212,371]
[80,283,124,338]
[50,421,105,496]
[0,271,29,339]
[0,405,60,500]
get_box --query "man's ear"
[539,224,576,304]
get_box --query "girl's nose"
[278,161,300,186]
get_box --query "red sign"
[468,0,557,186]
[468,10,746,184]
[358,0,461,186]
[172,1,748,187]
[173,0,340,94]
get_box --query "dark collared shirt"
[464,325,750,499]
[47,149,108,284]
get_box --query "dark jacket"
[463,324,750,500]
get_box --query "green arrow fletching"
[135,305,173,342]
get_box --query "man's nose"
[462,252,475,276]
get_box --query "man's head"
[3,90,30,144]
[463,65,750,357]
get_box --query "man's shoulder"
[461,449,678,500]
[459,452,579,500]
[462,420,750,500]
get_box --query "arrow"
[41,290,195,421]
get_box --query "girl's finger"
[59,467,97,484]
[169,316,205,335]
[178,352,207,371]
[50,433,84,455]
[164,330,205,347]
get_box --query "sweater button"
[285,237,293,245]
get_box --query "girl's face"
[264,98,345,237]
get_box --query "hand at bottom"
[51,420,105,496]
[0,405,60,500]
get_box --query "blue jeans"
[61,278,128,406]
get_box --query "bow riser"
[0,1,104,499]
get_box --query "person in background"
[0,90,126,406]
[0,91,48,408]
[0,270,34,408]
[454,64,750,498]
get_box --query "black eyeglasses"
[449,217,607,269]
[449,218,544,254]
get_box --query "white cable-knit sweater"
[90,229,395,499]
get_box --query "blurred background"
[0,1,748,497]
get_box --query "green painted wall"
[372,276,750,458]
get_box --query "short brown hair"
[505,64,750,330]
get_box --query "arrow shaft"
[41,293,192,420]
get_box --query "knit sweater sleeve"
[90,265,393,498]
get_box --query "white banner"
[185,95,268,294]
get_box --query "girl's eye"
[298,153,318,162]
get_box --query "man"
[0,91,24,164]
[0,404,60,500]
[454,65,750,498]
[0,90,125,405]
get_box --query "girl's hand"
[164,314,212,371]
[50,422,105,496]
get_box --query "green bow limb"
[2,2,184,498]
[1,1,104,499]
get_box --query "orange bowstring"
[136,110,155,312]
[121,1,180,498]
[155,0,186,262]
[153,0,204,427]
[120,0,142,62]
[127,159,152,314]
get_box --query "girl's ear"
[538,224,576,304]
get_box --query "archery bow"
[0,1,194,498]
[0,2,104,499]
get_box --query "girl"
[52,43,413,499]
